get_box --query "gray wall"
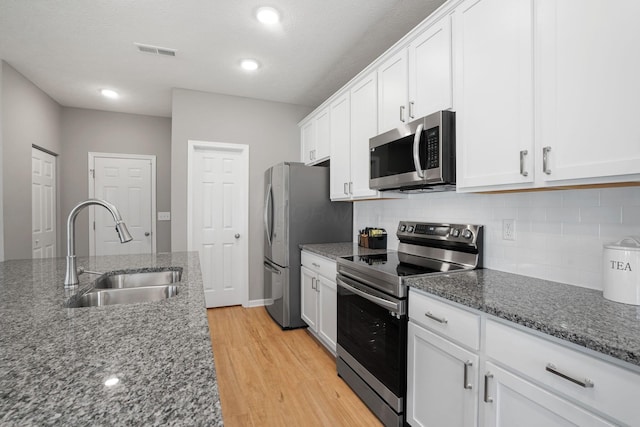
[171,88,312,301]
[60,108,172,256]
[1,61,62,260]
[0,61,4,261]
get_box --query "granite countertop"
[0,252,222,426]
[300,242,388,260]
[406,269,640,368]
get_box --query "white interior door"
[90,154,155,255]
[189,141,248,308]
[32,147,56,258]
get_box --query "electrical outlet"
[503,219,515,240]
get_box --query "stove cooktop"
[342,252,469,278]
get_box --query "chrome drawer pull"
[545,364,594,388]
[312,262,320,268]
[424,311,447,324]
[543,146,552,174]
[519,150,528,176]
[463,360,473,390]
[484,373,494,403]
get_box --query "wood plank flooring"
[207,306,382,427]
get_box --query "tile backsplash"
[353,186,640,290]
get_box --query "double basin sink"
[66,268,182,308]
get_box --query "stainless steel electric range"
[336,221,484,427]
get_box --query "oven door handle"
[337,276,402,312]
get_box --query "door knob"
[144,232,150,237]
[235,233,240,239]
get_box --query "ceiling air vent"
[134,43,176,57]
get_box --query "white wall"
[0,62,4,261]
[60,108,172,256]
[1,61,61,260]
[355,186,640,290]
[171,88,312,302]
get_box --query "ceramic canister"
[603,236,640,305]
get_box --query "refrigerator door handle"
[264,183,273,246]
[263,260,281,275]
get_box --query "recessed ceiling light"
[100,89,119,99]
[104,377,119,387]
[256,7,280,25]
[240,59,259,71]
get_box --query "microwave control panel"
[426,126,440,170]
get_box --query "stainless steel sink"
[94,269,182,289]
[67,285,179,308]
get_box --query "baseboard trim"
[247,299,270,307]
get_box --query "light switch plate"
[158,212,171,221]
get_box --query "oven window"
[337,285,407,398]
[370,132,426,179]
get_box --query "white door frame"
[32,145,57,258]
[88,152,157,255]
[187,140,249,307]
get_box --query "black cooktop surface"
[342,252,467,278]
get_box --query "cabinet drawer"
[409,290,480,350]
[301,251,336,280]
[486,319,640,426]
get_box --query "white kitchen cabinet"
[408,13,453,120]
[300,251,338,353]
[300,107,330,165]
[329,92,352,200]
[482,362,613,427]
[378,49,409,134]
[454,0,535,190]
[536,0,640,184]
[407,321,479,427]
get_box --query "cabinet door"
[300,266,317,331]
[408,14,453,119]
[315,107,331,162]
[350,70,380,199]
[317,275,337,352]
[301,120,316,165]
[536,0,640,183]
[483,362,614,427]
[329,92,352,200]
[378,50,409,134]
[407,321,479,427]
[455,0,534,189]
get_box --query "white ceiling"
[0,0,446,117]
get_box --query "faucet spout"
[64,199,133,287]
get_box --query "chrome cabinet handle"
[144,232,150,237]
[344,182,348,195]
[413,123,425,178]
[349,182,353,195]
[463,360,473,390]
[400,105,406,122]
[424,311,447,324]
[312,262,320,268]
[235,233,240,239]
[545,364,594,388]
[311,277,316,290]
[484,373,494,403]
[409,101,415,119]
[543,146,552,174]
[519,150,528,177]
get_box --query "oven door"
[336,274,407,411]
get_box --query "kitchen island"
[0,252,222,426]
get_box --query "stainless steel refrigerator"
[263,162,353,329]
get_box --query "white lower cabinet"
[300,251,337,353]
[408,289,640,427]
[407,321,479,427]
[482,362,613,427]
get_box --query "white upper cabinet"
[349,71,381,199]
[408,13,454,119]
[377,50,409,134]
[329,92,352,200]
[536,0,640,184]
[300,107,330,165]
[455,0,535,190]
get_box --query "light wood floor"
[207,306,382,427]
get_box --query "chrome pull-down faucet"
[64,199,133,287]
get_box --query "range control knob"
[451,228,460,238]
[399,225,407,232]
[407,225,415,233]
[462,229,473,239]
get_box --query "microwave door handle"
[413,123,425,178]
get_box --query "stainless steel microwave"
[369,110,455,192]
